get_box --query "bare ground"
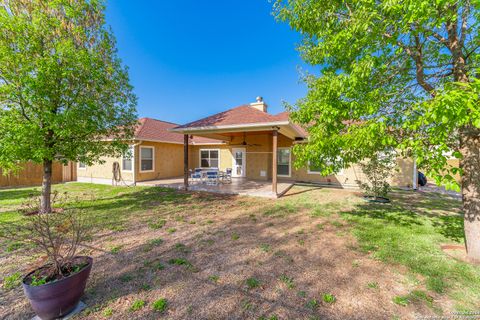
[0,186,460,319]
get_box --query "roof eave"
[170,121,290,133]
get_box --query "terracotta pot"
[22,256,92,320]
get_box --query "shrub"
[306,299,318,310]
[0,193,91,285]
[392,295,409,306]
[129,299,145,312]
[246,277,260,289]
[357,151,397,198]
[2,272,21,290]
[103,307,113,317]
[322,293,336,304]
[152,298,168,312]
[279,275,295,289]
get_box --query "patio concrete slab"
[136,177,293,198]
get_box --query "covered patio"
[168,98,306,198]
[136,177,294,198]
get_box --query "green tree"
[275,0,480,261]
[0,0,137,213]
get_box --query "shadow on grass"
[0,187,40,202]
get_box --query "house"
[170,97,416,197]
[76,118,221,185]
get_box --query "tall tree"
[0,0,137,213]
[275,0,480,261]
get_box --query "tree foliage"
[274,0,480,190]
[0,0,138,172]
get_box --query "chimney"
[250,96,268,113]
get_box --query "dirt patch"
[0,187,458,319]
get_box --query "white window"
[140,146,154,172]
[200,149,219,168]
[277,148,291,177]
[78,162,86,169]
[122,146,134,171]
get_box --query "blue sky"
[105,0,307,124]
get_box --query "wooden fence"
[0,161,76,188]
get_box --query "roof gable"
[174,105,290,129]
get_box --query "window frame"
[78,162,87,170]
[122,145,134,172]
[199,149,220,169]
[277,147,291,178]
[139,146,155,173]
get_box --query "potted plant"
[0,193,92,319]
[357,151,398,203]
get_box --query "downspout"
[412,158,418,190]
[132,140,143,186]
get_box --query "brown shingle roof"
[135,118,222,144]
[174,105,290,129]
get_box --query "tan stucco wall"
[190,132,415,188]
[76,141,184,183]
[136,141,184,181]
[76,154,134,183]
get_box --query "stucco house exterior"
[76,118,221,185]
[171,97,417,196]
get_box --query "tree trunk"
[460,127,480,262]
[40,159,53,213]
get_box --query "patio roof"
[170,105,307,140]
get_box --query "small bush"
[357,151,397,198]
[259,244,271,252]
[231,233,239,240]
[129,299,145,312]
[279,275,295,289]
[322,293,336,304]
[103,307,113,317]
[110,245,123,254]
[392,295,409,306]
[306,299,319,310]
[152,298,168,312]
[149,238,163,246]
[246,277,260,289]
[167,228,177,234]
[154,262,165,271]
[3,272,21,290]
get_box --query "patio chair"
[205,170,219,186]
[222,168,232,184]
[190,168,203,184]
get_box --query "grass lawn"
[0,183,478,319]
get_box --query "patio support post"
[184,134,189,191]
[272,129,278,195]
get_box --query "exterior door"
[232,148,246,177]
[62,162,72,182]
